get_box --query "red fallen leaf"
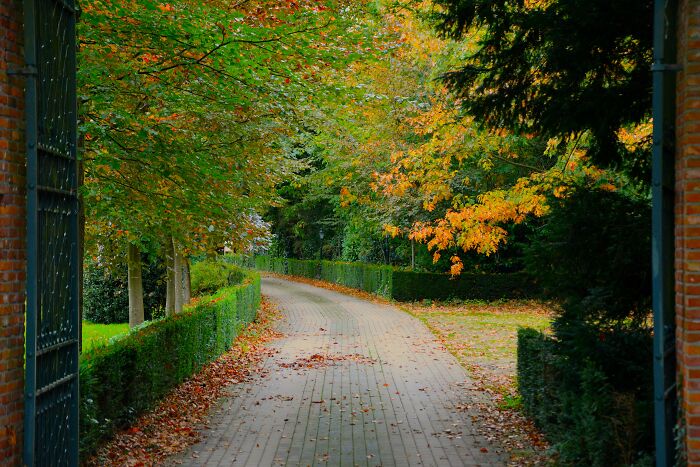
[128,427,140,434]
[480,447,489,453]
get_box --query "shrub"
[319,260,393,296]
[83,256,166,324]
[228,255,538,301]
[518,187,654,463]
[524,187,651,327]
[390,270,536,301]
[518,327,654,465]
[79,268,260,455]
[190,260,245,296]
[288,258,319,278]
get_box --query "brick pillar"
[677,0,700,464]
[0,1,24,465]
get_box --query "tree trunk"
[183,258,191,305]
[411,239,415,270]
[173,238,184,313]
[165,237,175,316]
[128,243,145,328]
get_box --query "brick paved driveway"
[178,277,505,466]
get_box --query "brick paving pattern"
[179,277,505,466]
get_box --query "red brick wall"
[677,0,700,464]
[0,0,24,465]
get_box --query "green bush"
[288,258,319,278]
[390,270,536,301]
[517,328,654,466]
[253,255,287,274]
[320,260,393,296]
[525,187,651,328]
[518,187,654,463]
[83,256,166,324]
[79,268,260,455]
[190,260,245,296]
[228,255,537,301]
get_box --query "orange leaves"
[449,256,463,276]
[383,224,401,238]
[617,119,652,153]
[140,53,160,64]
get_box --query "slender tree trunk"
[164,237,175,316]
[128,243,145,328]
[173,238,184,313]
[411,239,415,270]
[183,258,191,305]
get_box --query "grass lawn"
[402,299,553,379]
[82,321,129,351]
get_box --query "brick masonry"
[0,0,25,465]
[677,0,700,464]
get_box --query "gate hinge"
[651,63,682,72]
[8,65,38,77]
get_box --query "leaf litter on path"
[278,352,376,370]
[82,297,284,467]
[269,272,555,465]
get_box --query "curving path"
[178,277,505,466]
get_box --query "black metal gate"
[23,0,80,465]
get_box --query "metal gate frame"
[23,0,80,465]
[652,0,679,465]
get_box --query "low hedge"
[288,258,319,278]
[228,255,537,301]
[319,260,393,296]
[390,270,534,301]
[79,266,260,455]
[254,255,287,274]
[517,328,654,465]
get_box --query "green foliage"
[288,258,320,279]
[518,187,654,463]
[230,255,537,301]
[79,270,261,455]
[431,0,653,170]
[517,328,654,465]
[390,270,536,302]
[253,255,287,274]
[319,260,394,296]
[190,260,245,296]
[525,187,651,328]
[83,257,166,324]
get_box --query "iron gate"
[23,0,80,465]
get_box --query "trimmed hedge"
[228,255,538,301]
[390,270,534,301]
[288,258,319,278]
[319,260,393,296]
[79,266,260,455]
[517,328,654,465]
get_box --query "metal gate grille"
[23,0,80,465]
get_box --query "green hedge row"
[227,255,537,301]
[517,328,654,465]
[319,260,393,296]
[79,265,260,455]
